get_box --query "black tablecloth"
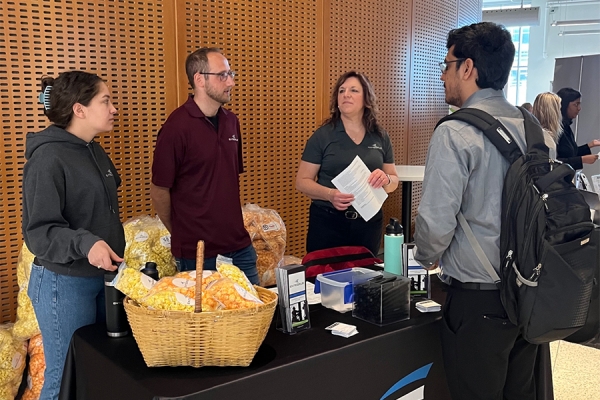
[59,277,553,400]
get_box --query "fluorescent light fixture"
[558,29,600,35]
[483,7,541,27]
[552,19,600,27]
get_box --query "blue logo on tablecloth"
[380,363,433,400]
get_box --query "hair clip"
[38,85,52,110]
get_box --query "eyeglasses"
[202,71,236,81]
[439,59,466,73]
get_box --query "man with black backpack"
[414,22,536,399]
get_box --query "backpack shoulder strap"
[436,108,523,164]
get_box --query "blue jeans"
[176,244,259,285]
[28,264,105,400]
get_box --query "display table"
[58,275,553,400]
[59,284,451,399]
[395,165,425,241]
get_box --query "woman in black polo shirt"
[296,71,398,256]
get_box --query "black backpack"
[436,107,597,344]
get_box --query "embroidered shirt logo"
[228,135,239,142]
[105,169,114,178]
[368,143,383,150]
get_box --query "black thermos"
[140,261,159,281]
[104,271,129,337]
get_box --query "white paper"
[331,156,388,221]
[329,322,359,338]
[305,281,321,305]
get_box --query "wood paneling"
[0,0,177,323]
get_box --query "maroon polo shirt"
[152,95,251,259]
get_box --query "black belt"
[450,280,499,291]
[313,203,361,220]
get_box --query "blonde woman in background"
[532,92,562,159]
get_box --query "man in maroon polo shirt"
[150,47,258,284]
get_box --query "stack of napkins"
[415,300,441,313]
[325,322,358,338]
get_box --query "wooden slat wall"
[0,0,178,323]
[327,0,412,243]
[176,0,319,260]
[1,0,482,323]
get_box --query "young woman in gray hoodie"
[22,71,126,400]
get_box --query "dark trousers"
[306,203,383,256]
[441,285,539,400]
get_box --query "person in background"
[521,102,533,113]
[22,71,125,400]
[414,22,538,399]
[556,87,600,170]
[150,47,258,284]
[532,92,563,159]
[296,71,398,257]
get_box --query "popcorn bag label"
[134,231,150,242]
[159,235,171,248]
[140,274,155,289]
[174,293,195,306]
[12,352,24,369]
[233,282,262,303]
[172,278,195,288]
[261,221,280,232]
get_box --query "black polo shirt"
[301,121,394,209]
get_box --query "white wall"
[526,0,600,103]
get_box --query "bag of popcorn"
[242,204,286,287]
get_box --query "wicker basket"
[124,241,278,367]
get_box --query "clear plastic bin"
[315,267,379,312]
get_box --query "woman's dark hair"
[556,87,581,119]
[323,71,383,137]
[447,22,515,90]
[41,71,104,128]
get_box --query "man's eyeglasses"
[439,59,466,73]
[202,71,236,81]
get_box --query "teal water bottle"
[384,218,404,275]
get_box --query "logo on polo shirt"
[105,169,114,178]
[368,143,383,150]
[228,135,239,141]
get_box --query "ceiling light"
[552,19,600,26]
[558,29,600,35]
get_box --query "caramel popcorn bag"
[242,204,286,287]
[21,334,44,400]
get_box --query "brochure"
[275,264,310,334]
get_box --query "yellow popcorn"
[0,324,27,388]
[216,263,259,298]
[17,243,36,289]
[205,278,263,310]
[12,290,40,341]
[142,291,195,312]
[114,267,156,303]
[123,215,177,278]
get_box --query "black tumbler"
[104,271,129,337]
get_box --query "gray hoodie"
[22,125,126,277]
